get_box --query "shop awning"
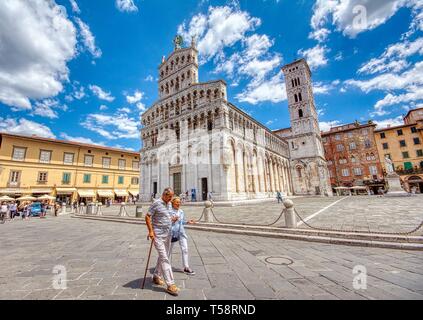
[0,189,28,195]
[56,188,77,194]
[129,190,140,197]
[114,190,129,197]
[31,188,53,194]
[97,190,114,197]
[78,190,96,198]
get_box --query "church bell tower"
[282,59,332,196]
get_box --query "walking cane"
[141,238,154,289]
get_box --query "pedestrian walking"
[9,202,17,219]
[276,191,283,203]
[145,188,180,296]
[1,202,8,221]
[169,197,196,275]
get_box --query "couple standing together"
[145,187,196,296]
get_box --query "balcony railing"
[395,167,423,175]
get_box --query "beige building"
[0,133,140,204]
[374,107,423,193]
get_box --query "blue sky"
[0,0,422,151]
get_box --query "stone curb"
[71,215,423,251]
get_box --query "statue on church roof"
[173,35,184,50]
[191,35,197,49]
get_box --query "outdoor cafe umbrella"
[0,195,15,202]
[37,195,56,201]
[16,196,37,202]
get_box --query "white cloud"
[144,75,154,82]
[118,107,131,113]
[178,5,261,63]
[89,85,115,102]
[65,83,86,102]
[310,0,419,38]
[0,0,77,110]
[309,28,331,42]
[60,133,104,145]
[374,86,423,112]
[115,0,138,13]
[319,120,341,132]
[82,112,139,140]
[0,117,56,138]
[358,37,423,75]
[313,80,340,94]
[298,45,329,70]
[346,61,423,93]
[75,18,102,58]
[99,104,108,111]
[373,115,405,129]
[69,0,80,14]
[236,72,287,105]
[347,58,423,116]
[136,102,147,112]
[32,99,67,119]
[126,90,144,104]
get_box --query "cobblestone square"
[1,195,423,300]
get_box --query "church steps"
[72,214,423,250]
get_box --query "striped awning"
[128,190,140,196]
[56,188,77,194]
[78,190,96,197]
[114,190,129,197]
[97,190,114,197]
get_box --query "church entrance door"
[173,173,182,196]
[201,178,208,201]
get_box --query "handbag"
[171,213,182,243]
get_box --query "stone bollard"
[135,205,143,218]
[97,203,103,216]
[283,199,297,229]
[79,204,86,215]
[119,202,128,217]
[61,203,67,215]
[203,201,214,223]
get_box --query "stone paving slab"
[0,216,422,300]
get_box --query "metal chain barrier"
[294,208,423,236]
[196,205,287,227]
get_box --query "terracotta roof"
[374,123,415,132]
[0,132,140,155]
[403,107,423,120]
[321,121,376,136]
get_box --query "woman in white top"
[169,197,196,275]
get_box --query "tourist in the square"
[9,202,17,219]
[276,191,283,203]
[169,196,196,276]
[1,202,8,221]
[145,187,180,296]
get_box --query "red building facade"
[322,121,385,193]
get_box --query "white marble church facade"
[140,37,330,202]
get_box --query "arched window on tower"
[298,92,303,102]
[297,78,301,86]
[294,94,298,103]
[292,79,295,88]
[299,109,304,118]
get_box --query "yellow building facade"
[374,107,423,193]
[0,133,140,204]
